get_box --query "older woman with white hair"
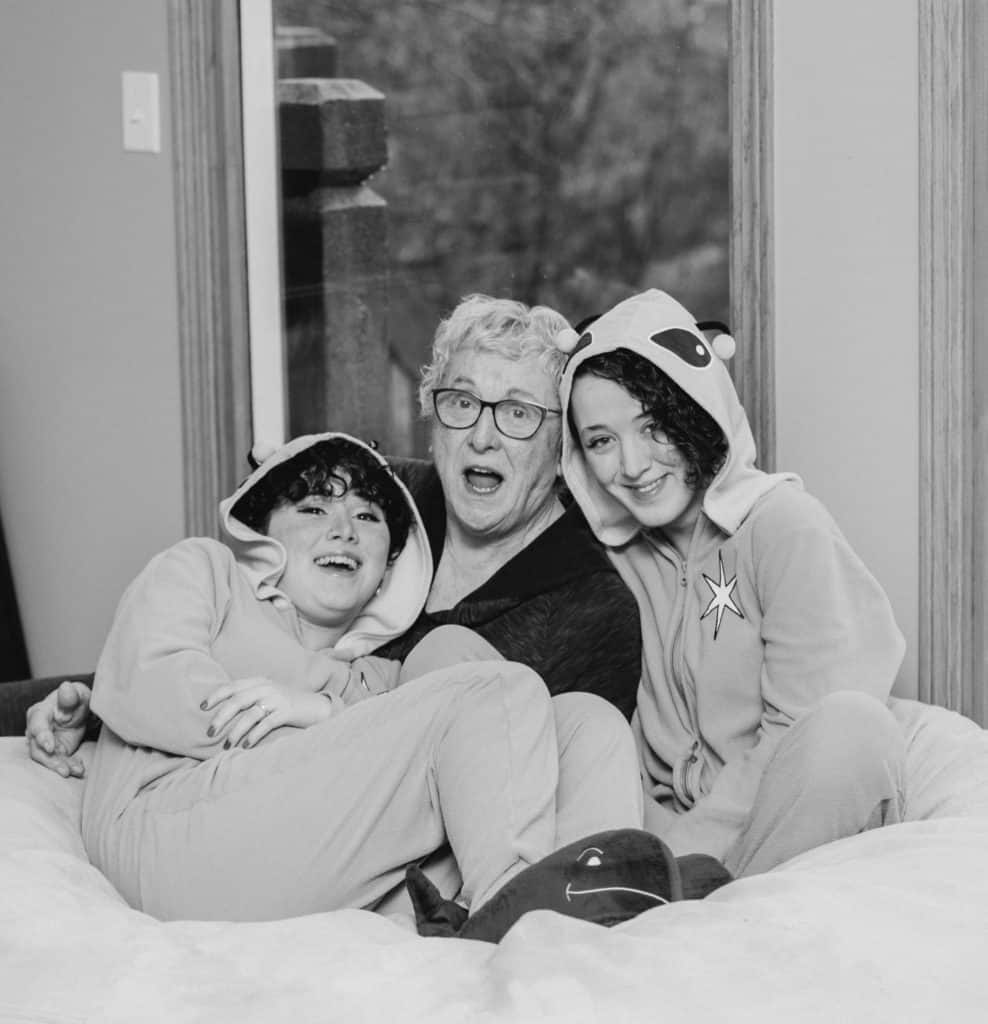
[375,294,641,712]
[18,294,641,774]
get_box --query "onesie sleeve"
[89,539,240,760]
[664,493,905,860]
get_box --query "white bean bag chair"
[2,697,987,1023]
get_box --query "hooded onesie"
[560,291,907,876]
[81,433,641,921]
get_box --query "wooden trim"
[971,0,988,727]
[917,0,980,719]
[729,0,775,471]
[167,0,252,538]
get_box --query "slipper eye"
[578,847,604,867]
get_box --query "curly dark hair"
[570,350,728,489]
[232,438,413,563]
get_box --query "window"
[267,0,732,456]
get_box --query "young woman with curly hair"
[560,289,907,878]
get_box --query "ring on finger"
[256,702,271,716]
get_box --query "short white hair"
[418,294,570,418]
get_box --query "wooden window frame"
[730,0,775,472]
[918,0,987,723]
[167,0,252,539]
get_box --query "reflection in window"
[273,0,729,455]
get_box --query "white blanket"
[2,698,987,1023]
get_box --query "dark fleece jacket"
[378,459,641,719]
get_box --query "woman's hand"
[200,678,333,750]
[25,680,92,778]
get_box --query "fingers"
[241,714,278,749]
[53,680,92,728]
[201,678,273,739]
[200,676,270,712]
[27,734,66,774]
[28,722,57,757]
[25,682,90,773]
[204,689,259,739]
[26,691,61,755]
[56,678,86,710]
[52,734,87,777]
[26,735,85,778]
[223,701,276,750]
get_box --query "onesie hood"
[219,432,432,658]
[560,289,799,547]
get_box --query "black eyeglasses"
[432,388,561,440]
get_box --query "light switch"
[122,71,161,153]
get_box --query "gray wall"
[0,0,185,675]
[775,0,919,698]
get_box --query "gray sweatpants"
[644,690,906,877]
[725,690,906,875]
[109,626,642,921]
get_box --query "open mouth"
[313,554,359,573]
[463,467,504,494]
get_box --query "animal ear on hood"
[247,440,281,471]
[554,326,582,354]
[696,320,736,361]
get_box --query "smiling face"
[265,482,391,648]
[570,374,703,554]
[430,347,562,544]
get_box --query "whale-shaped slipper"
[406,827,732,943]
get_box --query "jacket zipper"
[665,522,707,808]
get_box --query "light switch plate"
[122,71,161,153]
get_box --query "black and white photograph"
[1,1,986,1020]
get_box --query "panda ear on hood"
[559,289,803,544]
[695,320,736,362]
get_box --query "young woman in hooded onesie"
[80,432,644,922]
[558,290,907,878]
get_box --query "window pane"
[273,0,729,455]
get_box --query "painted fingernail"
[200,700,208,710]
[223,739,230,750]
[207,726,215,737]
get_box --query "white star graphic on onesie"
[701,551,743,640]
